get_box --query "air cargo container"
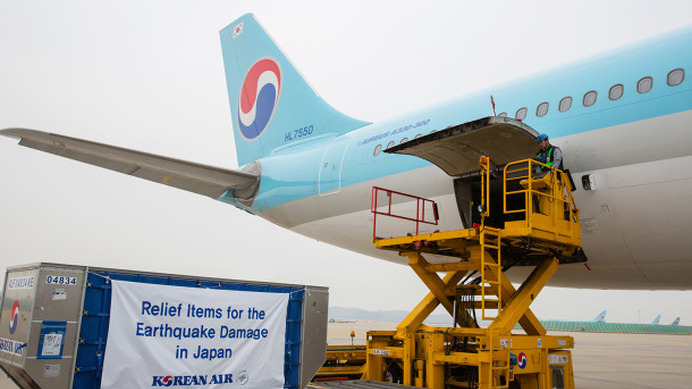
[0,262,328,389]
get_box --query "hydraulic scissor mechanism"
[367,157,583,389]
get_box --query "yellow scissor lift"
[364,157,582,389]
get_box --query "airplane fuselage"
[221,26,692,290]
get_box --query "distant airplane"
[2,13,692,291]
[671,317,681,326]
[593,310,607,323]
[537,312,691,334]
[529,310,605,325]
[651,314,662,325]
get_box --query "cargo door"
[385,116,539,176]
[386,116,539,228]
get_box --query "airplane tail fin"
[652,314,661,325]
[671,317,680,326]
[593,310,607,323]
[219,14,370,166]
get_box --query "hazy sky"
[1,1,692,324]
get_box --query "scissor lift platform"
[363,158,582,389]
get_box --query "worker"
[532,133,570,217]
[534,133,563,178]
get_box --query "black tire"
[383,362,403,384]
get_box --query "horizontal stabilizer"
[1,128,259,199]
[386,116,539,176]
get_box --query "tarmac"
[2,321,690,388]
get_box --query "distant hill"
[329,306,452,324]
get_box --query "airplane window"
[414,133,422,139]
[387,141,395,149]
[400,137,409,144]
[583,91,597,107]
[536,102,549,117]
[609,84,624,100]
[668,68,684,86]
[515,107,528,121]
[373,144,382,157]
[558,97,572,112]
[498,112,507,117]
[637,76,653,94]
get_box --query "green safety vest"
[536,146,563,170]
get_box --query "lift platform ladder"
[478,155,503,322]
[480,226,501,321]
[367,157,582,389]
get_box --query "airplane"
[671,317,681,326]
[527,310,606,325]
[2,13,692,291]
[651,314,662,325]
[535,311,692,334]
[593,310,607,323]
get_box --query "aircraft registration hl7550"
[2,14,691,290]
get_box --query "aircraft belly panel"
[606,156,692,264]
[567,155,692,287]
[287,193,464,267]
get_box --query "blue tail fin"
[220,14,370,166]
[652,314,661,324]
[592,310,607,323]
[671,317,680,326]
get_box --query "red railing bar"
[371,186,439,240]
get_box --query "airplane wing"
[385,116,539,176]
[0,128,260,199]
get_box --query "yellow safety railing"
[503,159,579,232]
[479,155,491,225]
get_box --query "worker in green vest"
[534,133,563,178]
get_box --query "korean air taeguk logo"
[517,352,527,369]
[237,58,282,141]
[9,300,19,335]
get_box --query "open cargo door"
[386,116,540,229]
[385,116,539,176]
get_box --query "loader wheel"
[383,362,403,384]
